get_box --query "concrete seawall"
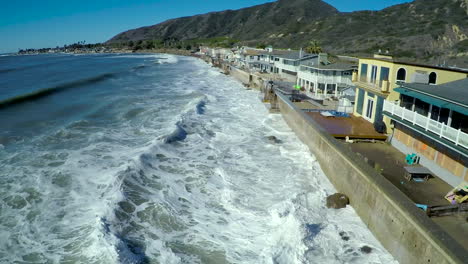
[229,66,251,85]
[275,92,466,264]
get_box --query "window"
[396,68,406,82]
[450,111,468,133]
[370,65,378,84]
[400,94,414,110]
[430,106,450,124]
[414,99,430,116]
[366,99,374,120]
[429,72,437,85]
[360,64,368,82]
[379,67,390,87]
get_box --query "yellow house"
[352,54,468,133]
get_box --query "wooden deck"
[305,112,387,140]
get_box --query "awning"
[394,87,468,115]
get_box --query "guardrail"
[384,101,468,150]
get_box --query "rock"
[339,231,350,241]
[326,193,349,209]
[267,136,282,144]
[360,245,373,254]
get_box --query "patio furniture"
[404,166,432,181]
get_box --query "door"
[366,99,374,120]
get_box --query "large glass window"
[414,99,430,116]
[450,111,468,133]
[400,94,414,110]
[430,105,449,124]
[439,108,450,125]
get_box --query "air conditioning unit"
[352,72,358,82]
[381,80,389,92]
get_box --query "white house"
[273,50,319,82]
[297,54,358,99]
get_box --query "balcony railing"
[384,101,468,150]
[354,77,390,93]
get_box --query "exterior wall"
[354,58,467,132]
[275,92,466,264]
[275,59,298,74]
[392,127,467,186]
[297,69,353,89]
[353,89,379,124]
[229,66,250,84]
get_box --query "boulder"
[326,193,349,209]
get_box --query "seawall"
[274,92,466,264]
[229,66,251,85]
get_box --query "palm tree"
[304,40,323,54]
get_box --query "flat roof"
[301,61,357,71]
[276,51,316,60]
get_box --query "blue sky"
[0,0,412,53]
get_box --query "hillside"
[108,0,468,67]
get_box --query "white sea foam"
[0,55,397,263]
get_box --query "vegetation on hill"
[107,0,468,67]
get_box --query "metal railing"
[384,101,468,149]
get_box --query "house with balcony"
[236,47,264,70]
[352,53,468,133]
[273,50,319,82]
[253,49,291,73]
[297,54,358,99]
[383,78,468,186]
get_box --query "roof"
[301,61,357,71]
[243,49,263,56]
[276,51,316,60]
[259,50,291,56]
[399,78,468,107]
[361,57,468,74]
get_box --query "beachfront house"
[236,47,264,70]
[273,50,319,82]
[383,79,468,186]
[251,48,291,73]
[352,53,468,133]
[297,54,358,99]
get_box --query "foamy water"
[0,54,396,263]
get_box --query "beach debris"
[326,193,349,209]
[266,136,282,144]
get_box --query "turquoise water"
[0,54,396,263]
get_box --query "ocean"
[0,53,396,263]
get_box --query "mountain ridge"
[108,0,468,67]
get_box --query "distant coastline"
[15,48,194,57]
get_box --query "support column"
[315,81,318,97]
